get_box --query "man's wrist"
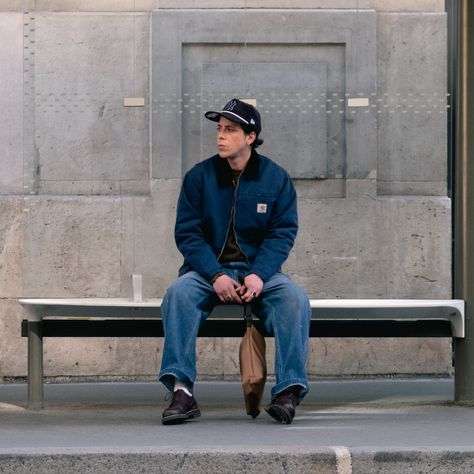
[210,272,225,284]
[245,271,265,283]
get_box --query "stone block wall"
[0,0,452,382]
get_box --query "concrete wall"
[0,0,452,382]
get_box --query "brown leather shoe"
[162,389,201,425]
[265,387,300,424]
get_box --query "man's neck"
[226,149,252,171]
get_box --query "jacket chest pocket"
[236,194,276,230]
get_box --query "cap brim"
[204,110,248,126]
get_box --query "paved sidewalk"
[0,378,473,473]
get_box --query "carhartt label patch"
[257,203,267,214]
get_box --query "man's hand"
[213,274,243,303]
[239,273,264,303]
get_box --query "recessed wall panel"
[152,9,377,190]
[198,62,328,179]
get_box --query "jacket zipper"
[232,175,248,262]
[217,174,247,261]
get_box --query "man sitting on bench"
[159,98,311,425]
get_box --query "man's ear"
[246,131,257,146]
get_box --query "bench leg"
[27,321,43,409]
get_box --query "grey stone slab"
[152,9,376,181]
[119,179,181,299]
[41,337,161,378]
[0,13,24,195]
[13,0,441,11]
[22,197,122,297]
[290,192,451,300]
[0,199,24,298]
[33,13,150,194]
[307,338,451,377]
[368,0,444,11]
[376,13,447,190]
[31,0,154,11]
[0,300,28,378]
[0,452,337,474]
[378,180,448,196]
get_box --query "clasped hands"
[213,273,263,304]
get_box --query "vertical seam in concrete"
[330,446,352,474]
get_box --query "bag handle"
[243,303,253,327]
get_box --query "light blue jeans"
[159,262,311,402]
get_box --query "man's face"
[216,116,256,161]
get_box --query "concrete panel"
[289,192,451,299]
[152,9,376,182]
[0,1,445,13]
[368,0,444,11]
[33,13,150,195]
[0,199,24,298]
[22,197,122,297]
[120,179,181,298]
[0,299,28,378]
[41,337,161,377]
[153,0,443,10]
[376,13,447,193]
[0,13,24,195]
[307,338,452,377]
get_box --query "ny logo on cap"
[224,99,237,112]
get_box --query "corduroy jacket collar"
[215,149,260,188]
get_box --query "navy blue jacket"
[175,150,298,282]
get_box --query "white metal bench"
[19,297,465,409]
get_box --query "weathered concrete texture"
[42,338,161,378]
[352,450,474,474]
[2,451,474,474]
[0,199,24,298]
[0,299,28,378]
[120,179,181,298]
[377,13,447,194]
[33,13,150,195]
[291,193,451,299]
[0,13,24,195]
[0,452,336,474]
[22,197,122,297]
[0,0,445,12]
[307,338,451,377]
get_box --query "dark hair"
[241,124,264,149]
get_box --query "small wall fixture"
[347,98,369,107]
[123,98,145,107]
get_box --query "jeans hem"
[159,369,194,393]
[271,379,309,403]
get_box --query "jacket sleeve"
[248,173,298,282]
[174,170,224,281]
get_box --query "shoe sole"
[265,404,293,424]
[162,408,201,425]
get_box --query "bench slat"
[21,318,453,338]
